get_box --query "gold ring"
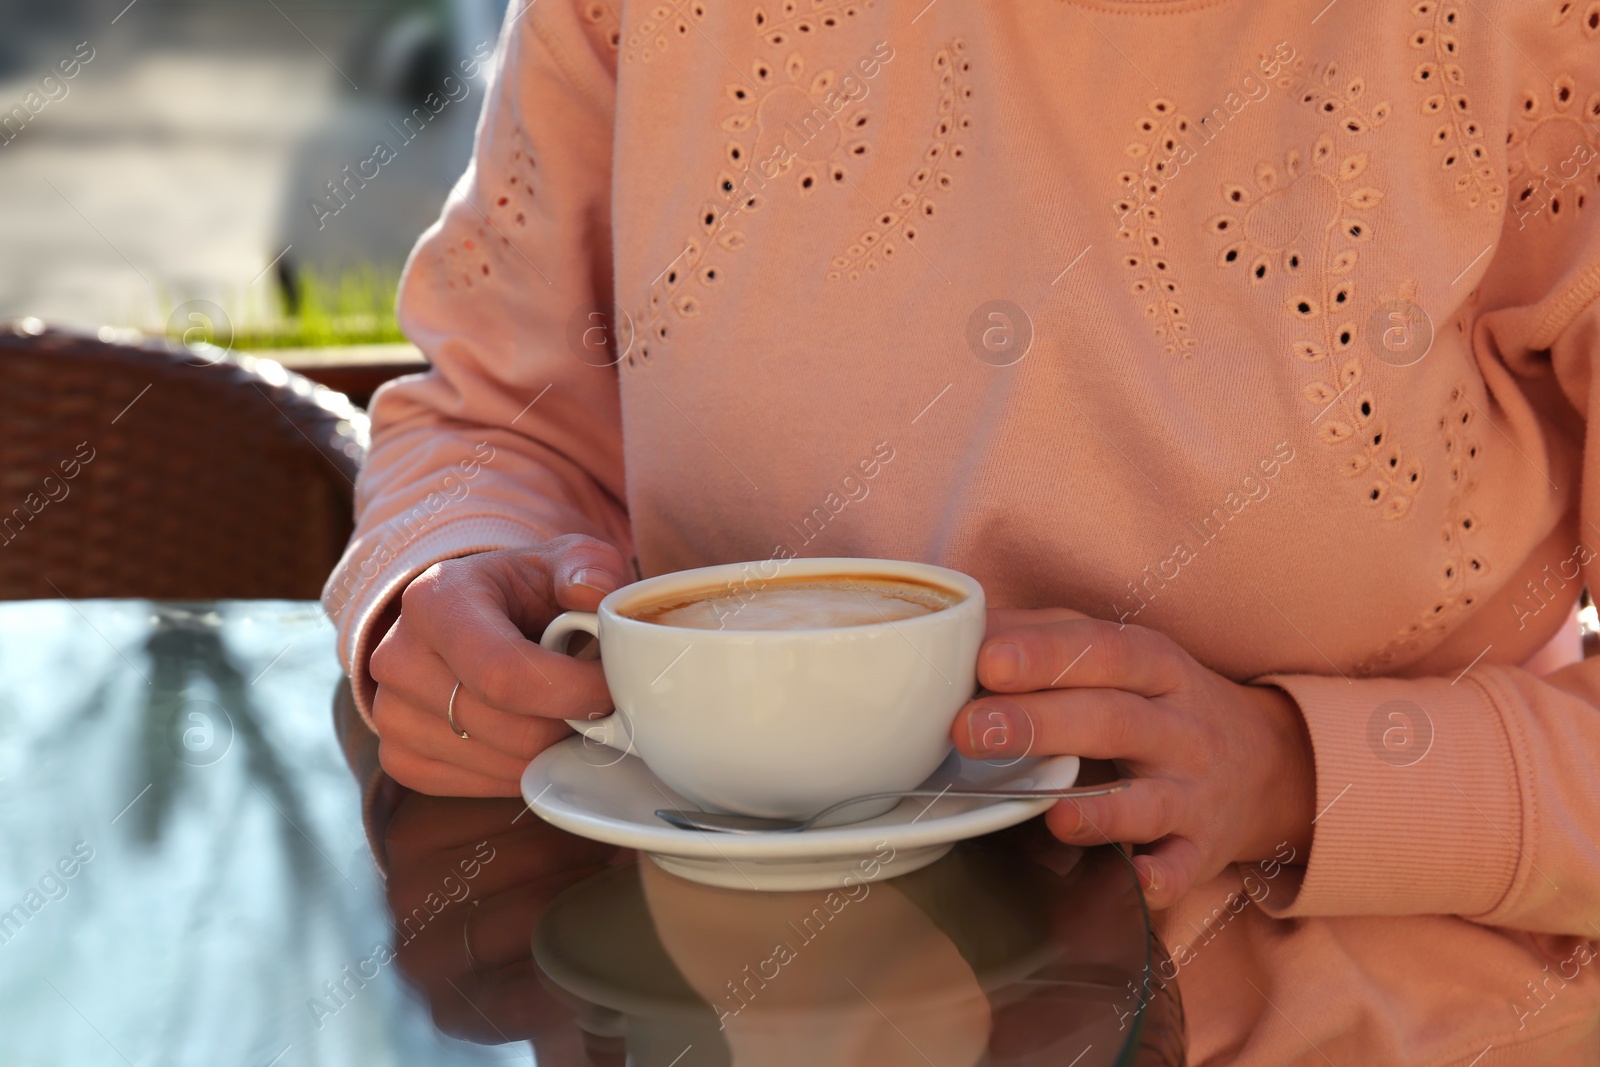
[447,681,470,740]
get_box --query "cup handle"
[540,611,631,753]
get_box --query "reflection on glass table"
[0,599,1183,1066]
[349,679,1186,1066]
[373,784,1182,1067]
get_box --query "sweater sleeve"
[320,0,632,724]
[1252,285,1600,932]
[1249,15,1600,930]
[1252,662,1600,934]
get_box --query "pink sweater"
[323,0,1600,1062]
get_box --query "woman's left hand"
[949,608,1317,910]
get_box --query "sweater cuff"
[321,514,559,727]
[1251,672,1522,918]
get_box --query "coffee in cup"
[538,558,985,822]
[624,574,961,631]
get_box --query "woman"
[324,0,1600,1061]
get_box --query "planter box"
[264,342,429,408]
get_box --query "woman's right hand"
[367,535,627,796]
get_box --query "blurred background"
[1,8,533,1064]
[0,0,509,353]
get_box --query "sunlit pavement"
[0,1,487,335]
[0,50,332,330]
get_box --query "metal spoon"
[654,780,1130,835]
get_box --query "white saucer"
[521,738,1079,891]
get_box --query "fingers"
[365,538,634,799]
[952,688,1167,763]
[1044,775,1181,849]
[377,735,523,797]
[446,689,576,759]
[543,533,629,610]
[979,618,1187,696]
[1129,836,1203,911]
[960,690,1198,906]
[374,687,567,771]
[397,558,613,722]
[487,536,629,629]
[372,619,603,758]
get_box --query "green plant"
[163,265,406,350]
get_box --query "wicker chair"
[0,321,368,600]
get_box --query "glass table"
[0,600,1184,1066]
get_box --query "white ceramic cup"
[538,557,985,821]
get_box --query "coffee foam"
[627,575,960,632]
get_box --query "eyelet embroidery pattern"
[624,229,733,369]
[1355,382,1487,675]
[724,49,874,193]
[499,126,539,230]
[1113,99,1199,357]
[826,40,972,282]
[1408,1,1502,212]
[1504,20,1600,228]
[443,128,538,291]
[1552,0,1600,34]
[1338,281,1428,521]
[1207,65,1418,517]
[581,0,623,55]
[622,1,706,64]
[754,0,877,47]
[624,36,924,366]
[442,228,499,291]
[1285,56,1393,135]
